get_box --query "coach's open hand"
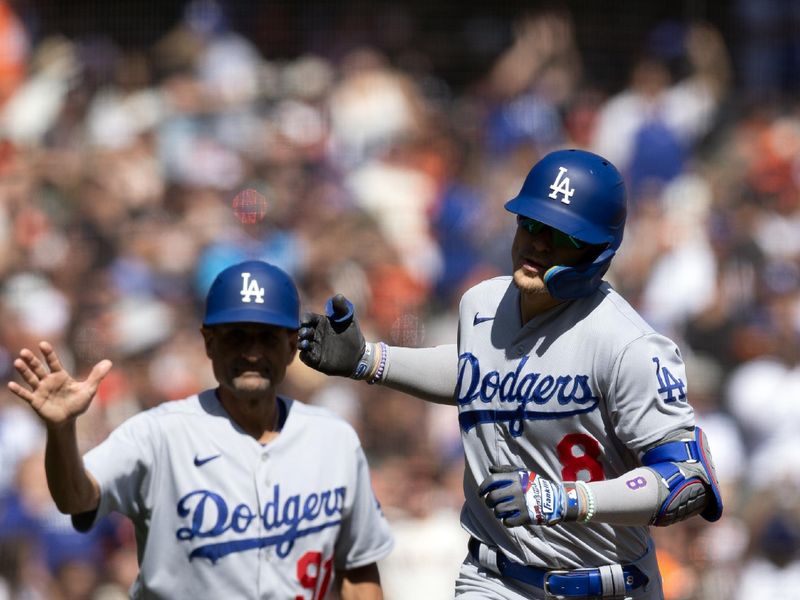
[8,341,112,428]
[298,294,366,377]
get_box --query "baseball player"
[8,260,394,600]
[298,149,723,600]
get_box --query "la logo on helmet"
[548,167,575,205]
[240,272,265,304]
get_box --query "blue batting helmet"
[203,260,300,329]
[505,149,627,300]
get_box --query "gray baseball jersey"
[456,277,694,569]
[77,390,393,599]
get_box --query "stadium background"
[1,0,800,598]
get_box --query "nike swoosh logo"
[473,313,495,326]
[194,454,221,467]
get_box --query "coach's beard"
[230,365,276,396]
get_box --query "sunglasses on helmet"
[516,216,585,249]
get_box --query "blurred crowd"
[1,0,800,598]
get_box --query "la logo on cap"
[548,166,575,205]
[240,272,265,304]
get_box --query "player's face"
[511,217,591,296]
[202,323,298,400]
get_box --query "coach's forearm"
[337,563,383,600]
[381,344,458,405]
[44,422,100,515]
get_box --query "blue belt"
[468,538,649,598]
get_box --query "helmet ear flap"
[543,247,616,300]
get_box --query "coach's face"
[202,322,298,401]
[511,219,588,297]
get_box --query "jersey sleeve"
[606,333,696,454]
[382,344,458,404]
[333,444,394,570]
[77,410,158,529]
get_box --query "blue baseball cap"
[203,260,300,329]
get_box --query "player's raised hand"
[479,465,567,527]
[298,294,366,377]
[7,341,112,429]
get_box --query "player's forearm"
[44,422,100,515]
[336,563,383,600]
[484,435,719,529]
[583,468,660,526]
[382,344,458,405]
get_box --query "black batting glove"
[298,294,366,377]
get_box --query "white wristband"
[575,480,596,523]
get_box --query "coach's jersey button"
[261,453,269,462]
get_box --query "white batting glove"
[479,465,569,527]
